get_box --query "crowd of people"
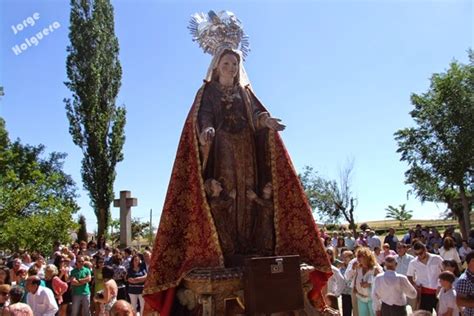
[0,240,149,315]
[1,225,473,316]
[321,225,474,316]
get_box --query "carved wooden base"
[176,264,340,316]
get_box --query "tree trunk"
[455,211,467,241]
[459,186,472,240]
[349,199,357,237]
[350,220,357,237]
[446,195,468,240]
[97,208,107,241]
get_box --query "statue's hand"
[265,117,286,131]
[246,189,257,200]
[199,127,215,145]
[229,189,236,199]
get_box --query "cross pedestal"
[113,190,138,248]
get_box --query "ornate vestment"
[143,82,332,314]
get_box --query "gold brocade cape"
[143,83,332,315]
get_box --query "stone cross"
[113,190,138,248]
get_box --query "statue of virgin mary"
[143,11,332,315]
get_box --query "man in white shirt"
[344,232,356,251]
[372,256,417,316]
[406,241,443,314]
[395,243,414,275]
[459,240,472,263]
[25,276,59,316]
[395,242,416,310]
[326,264,346,310]
[330,231,339,248]
[21,253,33,270]
[367,230,381,251]
[143,250,152,271]
[343,255,359,316]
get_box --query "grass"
[361,218,458,231]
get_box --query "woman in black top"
[126,254,147,316]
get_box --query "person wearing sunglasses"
[70,255,92,316]
[406,241,443,313]
[3,286,33,315]
[0,284,11,313]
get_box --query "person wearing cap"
[25,276,58,316]
[372,255,417,316]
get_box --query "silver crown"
[188,10,250,59]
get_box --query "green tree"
[299,160,358,236]
[109,218,150,245]
[77,214,88,242]
[109,218,120,234]
[64,0,126,239]
[394,50,474,239]
[131,218,150,241]
[385,204,413,227]
[0,118,79,254]
[143,224,157,246]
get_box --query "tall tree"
[385,204,413,227]
[299,160,358,236]
[77,214,88,242]
[0,118,79,254]
[64,0,126,239]
[395,50,474,239]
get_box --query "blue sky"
[1,0,472,232]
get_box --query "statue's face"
[211,179,223,195]
[263,182,272,197]
[217,53,238,81]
